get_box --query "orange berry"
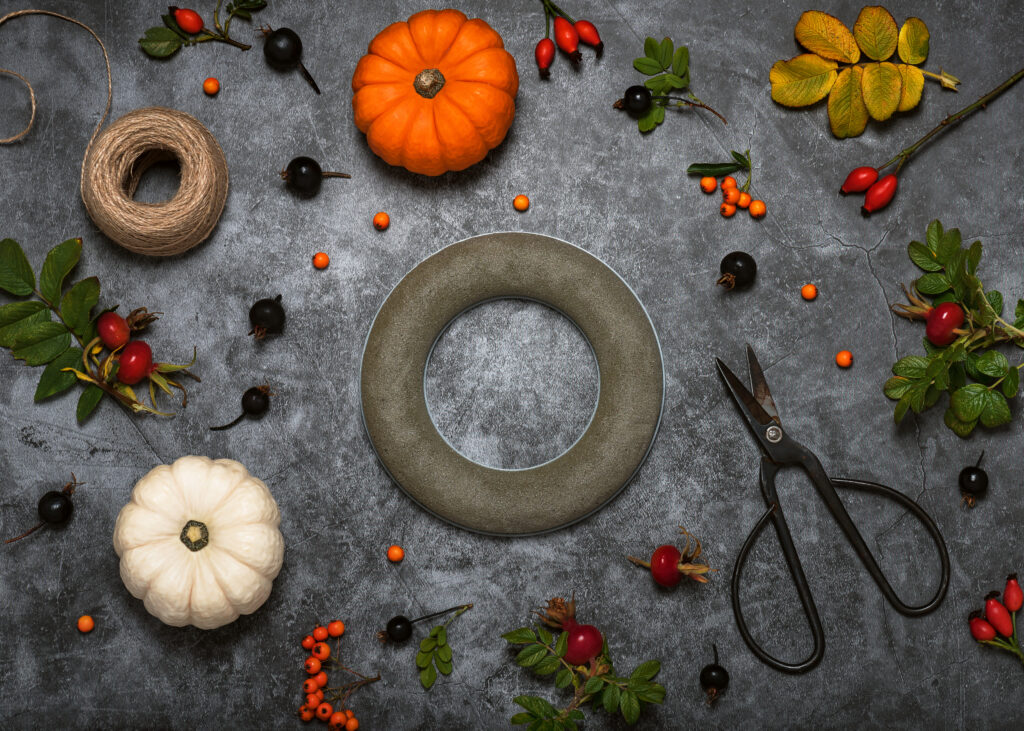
[316,702,334,721]
[801,283,818,301]
[304,657,322,675]
[311,642,331,661]
[299,706,316,722]
[312,252,330,269]
[313,625,329,641]
[301,634,315,650]
[720,203,737,218]
[77,615,94,633]
[327,620,345,637]
[721,176,737,189]
[328,712,348,730]
[345,710,355,719]
[373,211,390,230]
[722,187,741,205]
[699,176,717,193]
[749,199,766,218]
[314,689,324,701]
[345,718,359,731]
[387,544,405,562]
[836,350,853,368]
[202,77,219,96]
[302,678,318,694]
[737,191,752,209]
[306,694,321,709]
[314,671,328,688]
[513,194,530,212]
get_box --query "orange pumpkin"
[351,9,519,176]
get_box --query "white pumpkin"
[113,456,285,629]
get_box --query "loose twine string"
[0,9,228,256]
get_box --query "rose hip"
[117,341,153,385]
[97,311,131,350]
[1004,574,1022,612]
[984,592,1014,637]
[840,166,879,195]
[862,174,898,215]
[573,20,602,55]
[534,38,555,78]
[553,17,581,62]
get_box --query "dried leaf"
[769,54,838,107]
[828,66,869,138]
[853,6,898,61]
[794,10,860,63]
[861,61,903,121]
[898,17,930,65]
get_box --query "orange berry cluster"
[298,620,361,730]
[699,176,766,219]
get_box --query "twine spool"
[81,107,229,256]
[1,10,229,257]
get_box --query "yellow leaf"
[794,10,860,63]
[897,64,924,111]
[828,66,869,138]
[861,61,903,121]
[898,17,929,65]
[770,54,839,107]
[853,6,898,61]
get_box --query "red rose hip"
[172,7,204,35]
[925,302,964,346]
[840,166,879,194]
[553,17,581,62]
[861,174,898,215]
[97,311,131,350]
[117,341,153,385]
[573,20,603,55]
[534,38,555,78]
[649,545,683,587]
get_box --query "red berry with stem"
[969,613,996,642]
[171,7,204,35]
[925,302,965,346]
[553,17,581,62]
[1004,573,1023,613]
[649,545,683,587]
[984,592,1014,637]
[535,38,555,78]
[301,634,315,651]
[564,623,603,665]
[574,20,603,56]
[97,311,131,350]
[861,174,898,215]
[840,166,879,194]
[117,341,153,385]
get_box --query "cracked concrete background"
[1,0,1023,728]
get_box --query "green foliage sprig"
[501,625,664,728]
[140,1,267,58]
[0,238,197,422]
[623,36,725,131]
[885,221,1023,437]
[687,150,753,191]
[417,604,471,690]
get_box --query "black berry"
[385,615,413,643]
[242,386,271,416]
[263,27,303,69]
[959,452,988,507]
[717,251,757,290]
[699,645,729,705]
[249,295,285,338]
[622,85,653,115]
[38,490,73,524]
[282,156,323,197]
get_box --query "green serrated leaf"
[975,351,1009,378]
[620,689,641,725]
[554,631,568,658]
[38,238,81,305]
[1001,366,1019,398]
[59,276,100,338]
[672,46,689,77]
[76,384,104,422]
[231,8,251,20]
[602,683,620,713]
[511,713,535,726]
[516,644,547,667]
[985,290,1004,317]
[630,660,660,681]
[967,240,982,274]
[515,695,557,718]
[554,668,573,689]
[894,393,911,423]
[951,383,988,422]
[534,656,561,675]
[893,355,929,378]
[536,627,552,646]
[420,662,437,689]
[140,26,183,58]
[979,389,1012,428]
[11,322,71,365]
[34,347,81,401]
[942,407,975,437]
[503,628,538,644]
[925,220,943,253]
[636,683,666,704]
[633,57,663,75]
[915,273,950,295]
[0,238,35,296]
[0,301,49,347]
[908,241,942,272]
[884,376,912,400]
[584,677,604,694]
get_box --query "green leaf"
[140,27,183,58]
[663,73,687,89]
[975,351,1009,378]
[435,657,453,675]
[0,301,49,347]
[584,677,604,694]
[554,668,573,689]
[554,631,568,658]
[231,8,251,20]
[37,237,79,303]
[633,57,663,75]
[986,290,1004,317]
[636,684,666,704]
[884,376,912,400]
[515,696,556,719]
[534,656,561,675]
[979,390,1012,428]
[436,627,447,646]
[620,690,640,725]
[0,238,35,296]
[935,228,962,264]
[536,627,552,646]
[925,220,944,253]
[893,355,929,379]
[908,241,942,272]
[416,651,432,669]
[630,660,660,681]
[672,46,689,77]
[11,322,71,365]
[420,662,437,689]
[511,713,535,726]
[967,240,982,274]
[949,362,967,390]
[686,162,744,177]
[60,276,100,338]
[420,637,437,652]
[516,644,547,667]
[436,644,452,663]
[1001,367,1019,398]
[643,37,659,62]
[161,13,189,40]
[657,38,673,70]
[34,346,81,401]
[76,384,104,422]
[951,383,988,422]
[602,684,620,713]
[943,407,976,437]
[636,104,661,133]
[894,393,911,423]
[915,273,950,295]
[731,150,751,169]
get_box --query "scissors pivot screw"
[765,425,783,443]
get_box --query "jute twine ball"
[81,107,229,257]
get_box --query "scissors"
[716,346,950,674]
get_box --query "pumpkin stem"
[413,68,446,99]
[180,520,210,551]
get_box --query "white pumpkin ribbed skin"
[113,456,285,629]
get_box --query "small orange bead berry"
[302,678,318,694]
[316,702,334,721]
[373,212,390,230]
[836,350,853,368]
[699,176,717,193]
[306,694,321,709]
[721,176,738,189]
[328,712,348,730]
[327,620,345,637]
[737,191,752,209]
[301,635,315,650]
[345,710,355,719]
[749,199,767,218]
[202,77,220,96]
[801,283,818,301]
[345,718,360,731]
[720,203,737,218]
[299,706,316,722]
[77,615,95,633]
[513,194,530,212]
[312,252,330,270]
[722,187,741,205]
[311,642,331,661]
[314,671,328,688]
[314,689,324,701]
[387,544,405,562]
[304,657,322,675]
[313,625,329,641]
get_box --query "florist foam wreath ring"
[360,233,664,536]
[0,10,228,257]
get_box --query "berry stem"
[654,95,727,125]
[543,2,551,38]
[298,62,321,95]
[321,171,352,179]
[410,603,473,625]
[4,475,80,544]
[209,413,244,431]
[541,0,575,24]
[877,66,1024,174]
[626,555,651,568]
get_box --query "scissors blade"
[746,345,781,425]
[716,357,776,427]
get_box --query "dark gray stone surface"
[1,0,1022,728]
